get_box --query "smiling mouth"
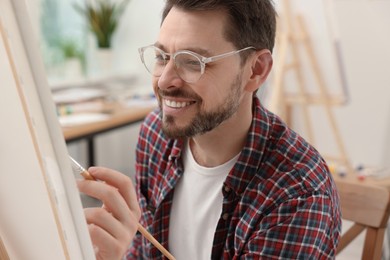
[164,99,195,108]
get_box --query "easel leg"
[296,15,353,174]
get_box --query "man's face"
[153,7,247,138]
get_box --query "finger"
[88,223,123,259]
[84,207,124,240]
[78,179,131,223]
[88,167,140,218]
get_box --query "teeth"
[165,99,191,108]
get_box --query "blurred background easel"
[268,0,353,174]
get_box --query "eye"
[176,53,201,71]
[185,59,201,66]
[155,53,168,64]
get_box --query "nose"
[157,59,184,90]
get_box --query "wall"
[113,0,165,84]
[333,0,390,167]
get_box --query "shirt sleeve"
[239,192,339,259]
[125,120,153,259]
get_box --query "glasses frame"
[138,45,255,83]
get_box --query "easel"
[0,236,10,260]
[268,0,353,174]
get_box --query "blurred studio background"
[22,0,390,258]
[25,0,390,192]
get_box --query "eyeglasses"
[138,45,255,83]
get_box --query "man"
[78,0,341,259]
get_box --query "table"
[332,171,390,258]
[62,102,156,166]
[332,172,390,190]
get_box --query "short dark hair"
[162,0,277,58]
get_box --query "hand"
[77,167,141,260]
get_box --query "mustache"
[157,89,201,101]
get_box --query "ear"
[244,49,273,92]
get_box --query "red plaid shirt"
[127,97,341,259]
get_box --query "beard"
[159,74,243,139]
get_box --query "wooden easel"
[0,236,10,260]
[269,1,353,174]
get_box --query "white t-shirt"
[168,143,239,260]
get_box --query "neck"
[189,96,253,167]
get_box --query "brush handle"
[137,223,175,260]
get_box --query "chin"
[162,127,187,139]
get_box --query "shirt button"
[222,213,229,220]
[224,186,231,193]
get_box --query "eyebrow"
[154,41,213,57]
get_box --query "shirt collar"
[224,96,271,196]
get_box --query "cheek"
[200,71,234,100]
[196,83,227,110]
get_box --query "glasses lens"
[141,46,166,76]
[174,52,202,83]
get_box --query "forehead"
[158,7,233,52]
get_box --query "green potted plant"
[58,38,84,78]
[74,0,130,49]
[58,39,82,60]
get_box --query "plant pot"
[95,48,113,76]
[63,58,83,79]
